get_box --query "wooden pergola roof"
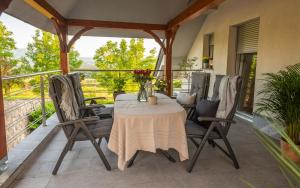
[4,0,223,38]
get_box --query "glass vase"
[137,84,148,102]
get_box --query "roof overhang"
[4,0,224,38]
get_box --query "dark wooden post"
[59,24,68,74]
[165,30,172,96]
[0,0,12,169]
[0,69,7,167]
[165,27,178,96]
[51,18,68,74]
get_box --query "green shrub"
[28,102,55,131]
[173,79,182,88]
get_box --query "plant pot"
[113,91,125,101]
[148,96,157,105]
[280,140,300,164]
[202,62,209,69]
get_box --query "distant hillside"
[79,57,97,70]
[13,49,97,70]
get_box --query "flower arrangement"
[133,69,152,84]
[133,69,152,101]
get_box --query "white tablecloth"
[108,94,189,170]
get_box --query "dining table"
[107,93,189,170]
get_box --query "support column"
[165,30,172,96]
[60,24,68,74]
[0,0,12,172]
[165,27,178,96]
[0,69,7,172]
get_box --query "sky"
[0,13,160,58]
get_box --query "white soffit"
[5,0,199,38]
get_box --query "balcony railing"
[1,69,202,151]
[72,69,203,103]
[2,70,61,150]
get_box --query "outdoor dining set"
[48,72,242,175]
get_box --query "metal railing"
[73,69,203,103]
[2,70,61,150]
[1,68,201,150]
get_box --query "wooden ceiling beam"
[167,0,224,29]
[25,0,66,25]
[0,0,13,13]
[67,19,167,31]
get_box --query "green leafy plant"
[173,79,182,88]
[154,79,167,91]
[113,77,126,92]
[28,102,55,131]
[202,56,210,64]
[256,63,300,144]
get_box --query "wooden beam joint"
[0,0,13,13]
[143,30,166,54]
[67,27,93,52]
[167,0,224,30]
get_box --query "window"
[203,33,214,69]
[236,18,260,115]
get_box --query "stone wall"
[4,99,41,150]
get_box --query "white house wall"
[187,0,300,109]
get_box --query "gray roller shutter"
[237,18,260,54]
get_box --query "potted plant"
[256,63,300,163]
[202,56,210,69]
[154,79,167,94]
[113,77,126,100]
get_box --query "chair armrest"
[84,97,106,101]
[80,104,105,110]
[181,103,196,109]
[85,97,107,105]
[197,117,235,123]
[58,116,99,127]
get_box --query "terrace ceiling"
[5,0,222,38]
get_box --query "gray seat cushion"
[186,120,220,139]
[92,106,114,119]
[191,99,219,126]
[75,118,113,140]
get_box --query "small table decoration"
[133,69,152,102]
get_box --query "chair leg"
[158,149,176,162]
[52,126,80,175]
[127,151,139,168]
[222,136,239,169]
[216,126,239,169]
[68,140,75,151]
[98,137,102,146]
[187,125,215,173]
[52,141,71,175]
[208,139,216,148]
[80,123,111,171]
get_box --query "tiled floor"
[10,118,288,188]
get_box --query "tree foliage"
[26,30,83,72]
[0,21,31,94]
[93,39,156,90]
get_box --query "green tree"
[26,30,83,72]
[93,38,156,90]
[0,21,31,94]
